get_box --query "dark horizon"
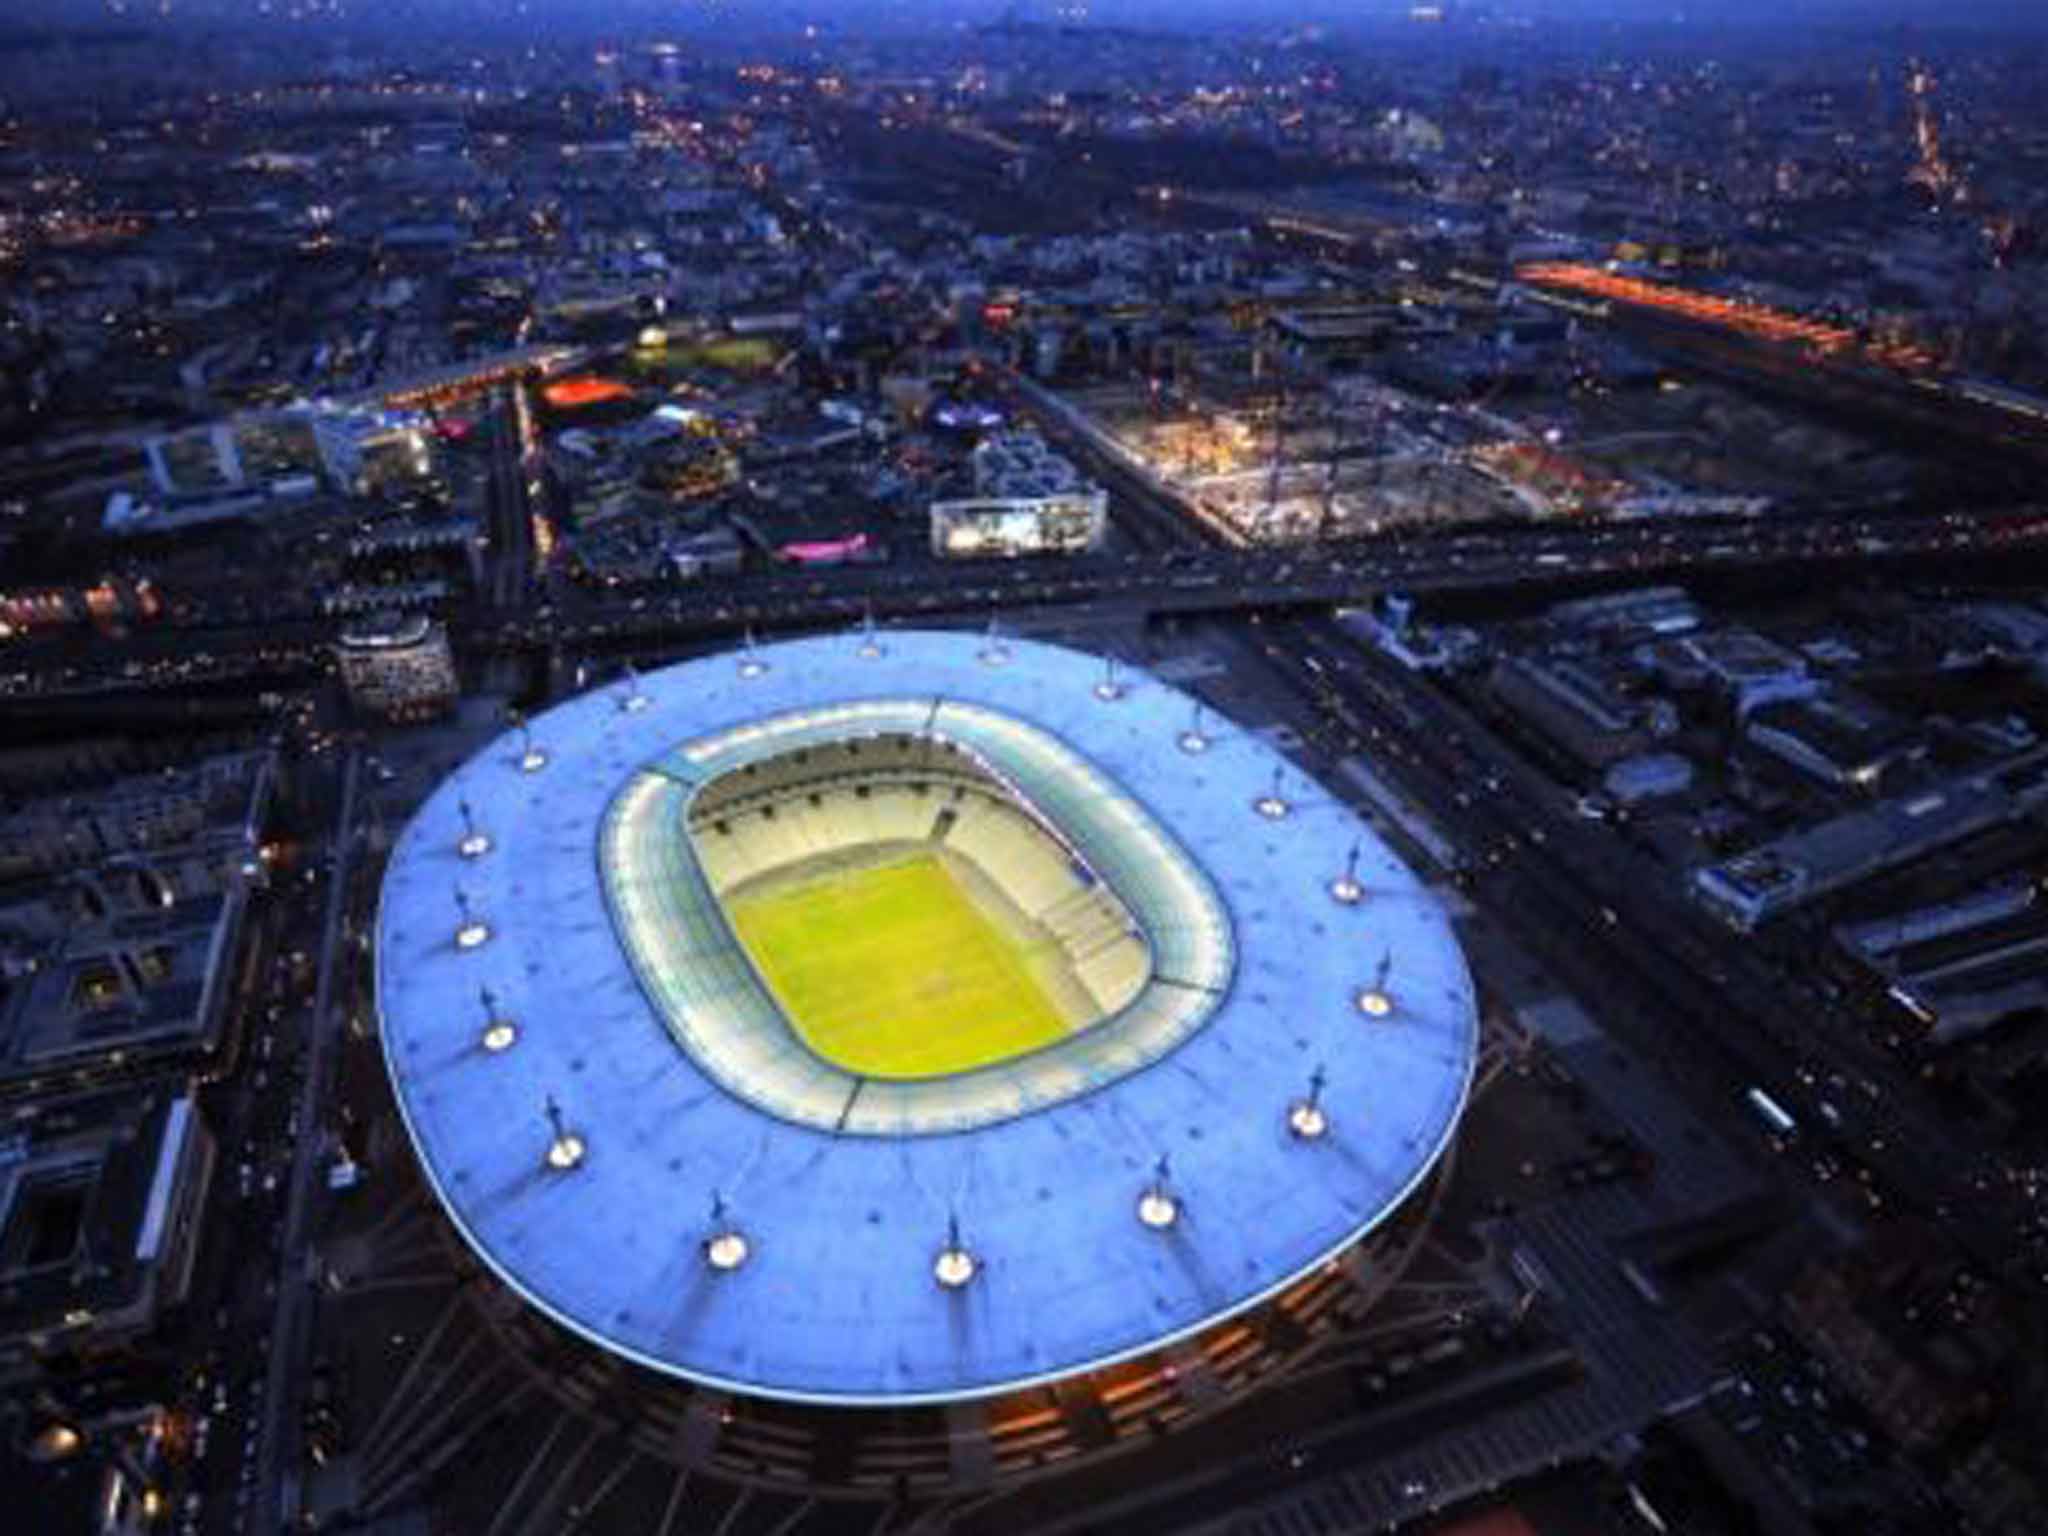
[6,0,2048,41]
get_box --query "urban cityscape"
[3,3,2048,1535]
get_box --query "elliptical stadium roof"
[376,630,1477,1405]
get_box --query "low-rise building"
[1681,627,1815,716]
[0,878,250,1101]
[0,752,274,887]
[1488,653,1669,768]
[1693,749,2048,929]
[1744,690,1923,791]
[0,1084,216,1383]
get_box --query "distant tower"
[1905,61,1959,203]
[595,44,624,106]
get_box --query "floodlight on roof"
[1288,1064,1331,1140]
[737,628,769,678]
[1255,765,1291,820]
[1356,952,1394,1018]
[457,799,492,859]
[453,887,490,950]
[703,1193,749,1271]
[1136,1155,1180,1230]
[855,606,885,660]
[543,1095,586,1171]
[479,985,517,1052]
[618,663,652,713]
[933,1212,978,1289]
[1329,841,1364,904]
[978,614,1010,667]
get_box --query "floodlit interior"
[698,732,1145,1079]
[599,699,1232,1134]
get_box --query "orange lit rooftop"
[1516,262,1938,374]
[542,374,637,409]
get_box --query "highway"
[479,386,537,610]
[9,500,2047,706]
[1234,614,2042,1293]
[249,747,363,1533]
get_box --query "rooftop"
[0,1084,204,1367]
[376,631,1477,1406]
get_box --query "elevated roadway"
[8,505,2048,704]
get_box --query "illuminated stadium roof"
[376,631,1477,1406]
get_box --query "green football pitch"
[728,852,1078,1079]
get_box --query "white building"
[930,432,1107,559]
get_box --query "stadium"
[372,629,1477,1512]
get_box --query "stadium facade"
[375,630,1477,1494]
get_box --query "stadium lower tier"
[437,1150,1452,1502]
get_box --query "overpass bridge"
[8,505,2048,706]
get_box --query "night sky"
[5,0,2047,36]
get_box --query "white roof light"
[479,991,516,1053]
[1094,655,1125,701]
[703,1194,748,1270]
[1289,1099,1330,1139]
[457,799,492,858]
[453,888,490,950]
[1137,1189,1179,1228]
[738,629,768,677]
[1136,1155,1179,1229]
[934,1214,977,1288]
[543,1097,585,1170]
[1256,764,1292,819]
[1289,1066,1330,1139]
[1330,843,1364,903]
[1357,953,1394,1017]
